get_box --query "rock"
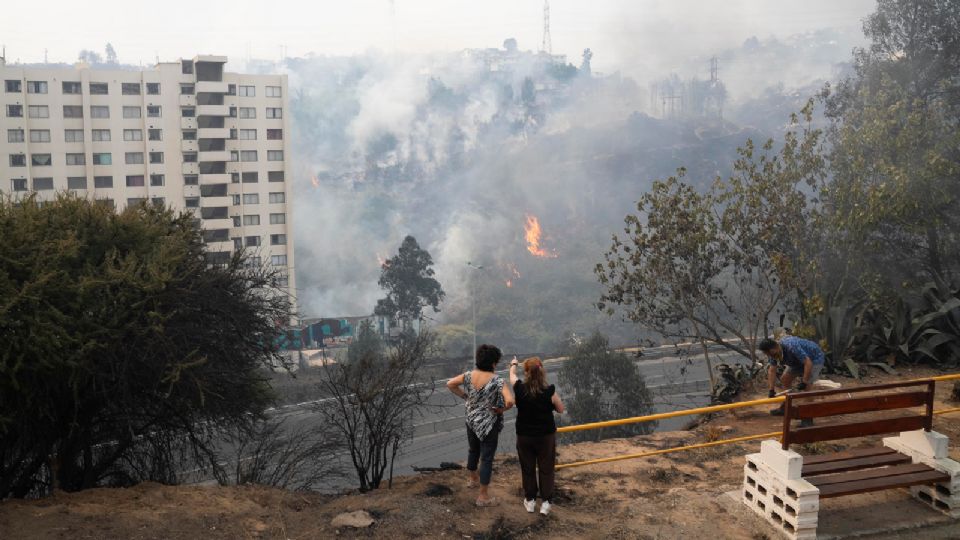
[423,483,453,497]
[331,510,374,528]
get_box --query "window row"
[8,174,170,191]
[5,80,282,98]
[233,234,287,248]
[228,150,284,162]
[9,152,164,167]
[230,171,285,183]
[233,213,287,226]
[5,104,162,119]
[7,128,164,143]
[228,192,286,205]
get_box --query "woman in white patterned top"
[446,344,514,506]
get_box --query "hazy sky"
[4,0,876,74]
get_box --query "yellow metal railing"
[554,373,960,470]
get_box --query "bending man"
[759,335,826,419]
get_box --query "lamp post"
[466,261,484,357]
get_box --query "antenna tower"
[541,0,552,55]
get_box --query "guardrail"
[554,372,960,470]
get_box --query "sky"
[3,0,877,76]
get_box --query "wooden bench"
[743,379,960,539]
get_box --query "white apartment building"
[0,55,295,297]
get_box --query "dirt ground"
[2,366,959,540]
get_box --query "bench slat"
[788,415,928,446]
[802,447,896,466]
[803,452,911,476]
[790,392,929,420]
[817,469,950,498]
[806,463,933,487]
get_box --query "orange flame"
[524,215,557,258]
[311,175,320,189]
[376,253,386,267]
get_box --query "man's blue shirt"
[772,336,826,370]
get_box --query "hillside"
[2,367,959,539]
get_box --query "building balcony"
[181,140,198,152]
[180,117,197,130]
[182,162,199,175]
[199,197,230,209]
[197,127,230,139]
[196,81,230,94]
[198,150,231,162]
[182,184,200,198]
[179,94,196,107]
[200,173,231,185]
[197,104,230,117]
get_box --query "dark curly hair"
[758,338,779,352]
[475,344,502,372]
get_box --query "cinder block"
[884,429,949,459]
[760,440,803,480]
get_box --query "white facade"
[0,55,296,299]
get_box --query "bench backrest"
[781,379,935,450]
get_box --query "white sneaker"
[540,501,552,515]
[523,499,536,513]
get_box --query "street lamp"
[466,261,484,357]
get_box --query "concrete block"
[760,440,803,480]
[884,429,949,459]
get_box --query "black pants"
[517,433,556,502]
[467,425,499,485]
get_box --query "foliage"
[316,328,439,491]
[0,195,290,498]
[557,332,655,443]
[374,236,445,324]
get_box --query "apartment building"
[0,55,295,297]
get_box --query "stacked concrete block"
[883,429,960,517]
[742,440,820,539]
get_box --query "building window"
[232,216,242,227]
[89,129,109,142]
[10,155,26,167]
[268,170,284,182]
[66,153,86,165]
[63,105,83,118]
[268,192,285,204]
[271,255,287,266]
[181,60,194,74]
[123,106,141,118]
[149,152,163,164]
[121,82,141,95]
[31,154,52,166]
[247,256,262,267]
[123,129,142,141]
[232,194,241,206]
[266,86,282,97]
[67,176,87,190]
[269,213,285,224]
[89,82,108,95]
[240,150,257,162]
[150,174,165,186]
[32,177,54,190]
[5,80,22,92]
[238,129,257,140]
[29,105,49,118]
[230,150,239,162]
[184,174,199,185]
[146,82,160,95]
[27,81,48,94]
[96,198,115,209]
[148,129,162,141]
[183,152,198,163]
[181,107,195,118]
[266,129,283,140]
[182,130,197,141]
[267,150,284,161]
[239,85,255,97]
[92,153,112,165]
[29,130,51,143]
[238,107,256,119]
[94,175,113,188]
[7,105,23,117]
[7,129,24,143]
[147,105,161,118]
[127,198,146,207]
[266,107,282,119]
[275,274,289,287]
[231,173,240,183]
[180,83,195,95]
[90,106,110,118]
[185,197,200,208]
[243,214,260,226]
[245,235,261,247]
[125,152,144,165]
[10,178,27,191]
[227,84,237,95]
[62,81,82,94]
[229,108,237,119]
[242,172,258,183]
[151,197,165,207]
[232,237,242,250]
[270,233,287,245]
[242,193,259,204]
[126,175,145,187]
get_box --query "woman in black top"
[509,356,565,515]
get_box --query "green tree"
[374,236,444,326]
[558,332,655,443]
[0,196,290,498]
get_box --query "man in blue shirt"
[760,335,826,419]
